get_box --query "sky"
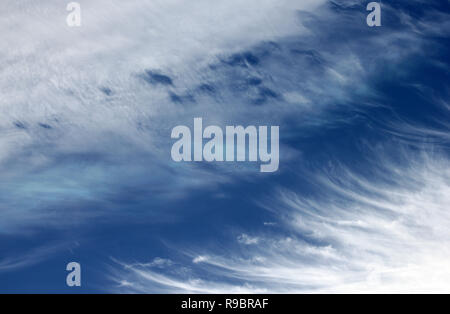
[0,0,449,293]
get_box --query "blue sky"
[0,0,449,293]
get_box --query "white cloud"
[237,234,260,245]
[0,0,327,156]
[0,243,69,273]
[193,256,209,264]
[0,0,331,235]
[112,153,450,293]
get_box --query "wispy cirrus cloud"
[0,243,72,273]
[111,150,450,293]
[0,0,449,295]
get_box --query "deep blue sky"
[0,0,449,293]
